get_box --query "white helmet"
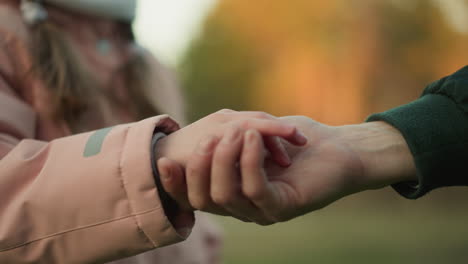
[21,0,136,24]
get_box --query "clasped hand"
[155,110,415,229]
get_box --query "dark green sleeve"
[366,66,468,199]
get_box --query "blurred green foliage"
[179,17,257,122]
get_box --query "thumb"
[157,157,193,211]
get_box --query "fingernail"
[178,227,192,237]
[295,131,308,145]
[198,136,217,154]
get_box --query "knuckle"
[211,109,234,122]
[210,113,223,122]
[226,123,241,134]
[253,111,271,119]
[218,108,235,113]
[238,119,251,130]
[243,186,264,201]
[214,141,237,161]
[211,190,235,206]
[191,197,210,211]
[186,164,202,177]
[212,147,228,162]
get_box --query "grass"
[215,188,468,264]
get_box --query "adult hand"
[159,116,417,225]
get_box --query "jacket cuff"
[119,116,189,247]
[151,131,193,233]
[367,94,468,199]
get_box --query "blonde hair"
[29,20,159,132]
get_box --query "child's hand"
[153,110,308,229]
[155,109,308,169]
[157,123,309,224]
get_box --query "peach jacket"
[0,1,221,264]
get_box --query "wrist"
[339,121,417,191]
[154,135,169,161]
[151,133,186,228]
[153,131,189,168]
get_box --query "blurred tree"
[179,0,468,124]
[179,15,257,122]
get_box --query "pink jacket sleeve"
[0,76,191,263]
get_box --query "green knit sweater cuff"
[366,94,468,199]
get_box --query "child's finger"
[241,129,278,223]
[209,128,268,224]
[158,157,192,211]
[210,127,243,203]
[186,136,219,211]
[186,135,244,217]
